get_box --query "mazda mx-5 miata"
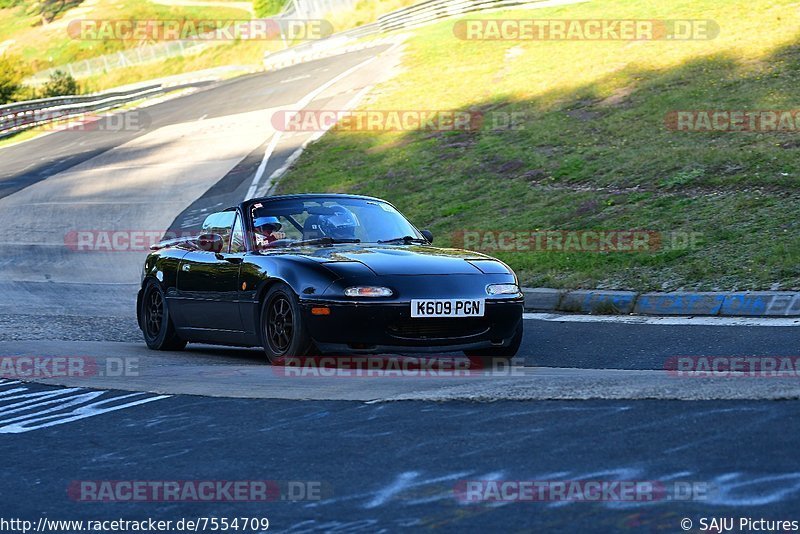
[137,194,523,364]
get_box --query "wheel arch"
[252,277,294,344]
[247,257,337,336]
[137,275,162,331]
[137,249,185,330]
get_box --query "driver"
[253,216,285,249]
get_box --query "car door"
[175,211,245,332]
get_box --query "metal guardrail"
[260,20,383,69]
[0,85,161,118]
[0,86,164,139]
[0,84,188,140]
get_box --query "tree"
[0,54,29,104]
[40,70,80,98]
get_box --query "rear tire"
[463,323,522,368]
[140,280,186,351]
[260,283,314,365]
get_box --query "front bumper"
[300,298,523,354]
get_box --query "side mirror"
[420,229,434,243]
[197,233,224,253]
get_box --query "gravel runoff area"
[0,314,142,342]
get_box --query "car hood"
[295,244,506,275]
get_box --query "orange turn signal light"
[311,307,331,316]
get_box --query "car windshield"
[249,197,423,248]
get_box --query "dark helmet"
[318,205,359,239]
[254,216,282,233]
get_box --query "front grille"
[387,318,490,340]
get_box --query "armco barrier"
[0,86,161,139]
[0,85,160,122]
[0,80,216,139]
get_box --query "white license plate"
[411,299,485,318]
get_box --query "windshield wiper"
[377,235,428,245]
[293,237,361,246]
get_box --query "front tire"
[140,280,186,351]
[260,283,314,364]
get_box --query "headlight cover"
[344,286,394,297]
[486,283,520,295]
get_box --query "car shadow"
[180,344,486,369]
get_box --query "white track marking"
[281,74,311,84]
[245,56,377,199]
[0,381,169,434]
[255,83,375,197]
[523,313,800,327]
[246,131,283,200]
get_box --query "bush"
[25,0,84,24]
[254,0,284,18]
[39,70,80,98]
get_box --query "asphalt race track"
[1,45,799,532]
[4,381,800,532]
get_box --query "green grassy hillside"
[276,0,800,291]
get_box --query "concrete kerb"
[522,288,800,317]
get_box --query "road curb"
[522,288,800,317]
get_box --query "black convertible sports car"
[137,194,523,363]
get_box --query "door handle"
[215,254,243,264]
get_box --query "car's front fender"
[238,255,341,335]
